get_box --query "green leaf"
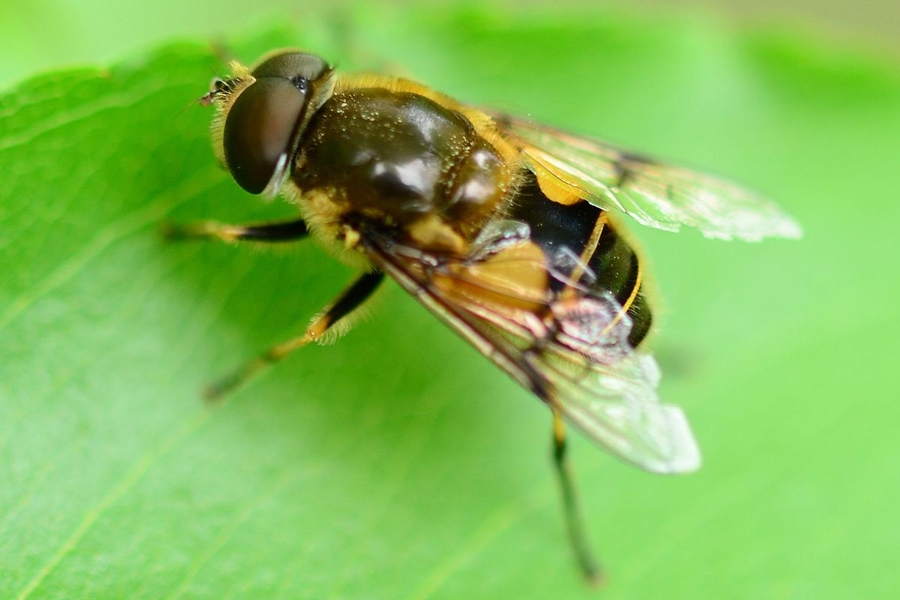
[2,8,899,599]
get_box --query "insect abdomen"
[507,175,653,347]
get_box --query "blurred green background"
[1,1,899,599]
[2,0,899,87]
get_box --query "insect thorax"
[290,88,514,251]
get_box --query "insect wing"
[364,229,700,474]
[535,323,700,474]
[496,115,802,242]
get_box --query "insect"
[168,50,801,582]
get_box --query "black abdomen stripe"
[508,175,652,347]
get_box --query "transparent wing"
[495,114,802,242]
[530,309,700,474]
[365,227,700,474]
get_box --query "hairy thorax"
[290,88,516,260]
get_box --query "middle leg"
[206,270,385,400]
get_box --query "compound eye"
[223,77,308,194]
[251,52,330,81]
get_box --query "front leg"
[162,217,310,243]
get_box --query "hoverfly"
[169,51,801,582]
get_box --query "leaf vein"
[0,169,222,333]
[14,409,214,600]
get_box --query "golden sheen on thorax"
[173,49,802,584]
[294,89,513,240]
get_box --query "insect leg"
[162,218,310,243]
[206,270,384,400]
[552,409,603,586]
